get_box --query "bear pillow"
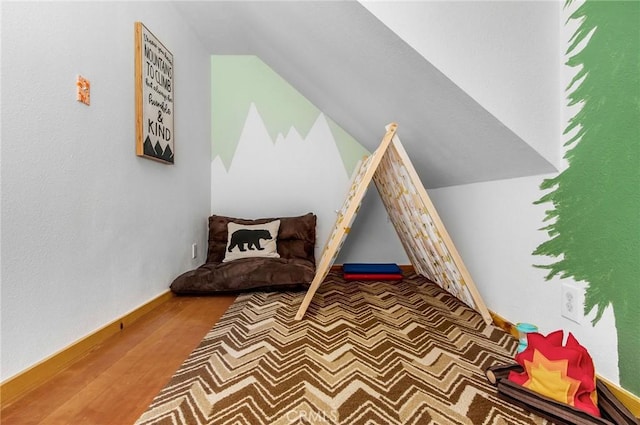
[223,220,281,262]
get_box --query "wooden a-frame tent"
[295,123,492,324]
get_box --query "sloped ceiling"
[172,0,555,188]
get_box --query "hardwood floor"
[1,294,236,425]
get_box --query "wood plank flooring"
[1,294,236,425]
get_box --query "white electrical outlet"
[561,282,582,323]
[191,243,197,259]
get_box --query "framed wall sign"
[134,22,174,164]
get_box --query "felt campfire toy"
[507,330,600,417]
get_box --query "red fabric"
[508,330,600,417]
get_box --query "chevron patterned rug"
[135,271,548,424]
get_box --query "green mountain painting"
[211,55,368,176]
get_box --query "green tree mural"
[534,0,640,395]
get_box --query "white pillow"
[223,220,281,262]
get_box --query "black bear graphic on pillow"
[228,229,273,252]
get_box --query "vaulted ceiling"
[172,1,555,188]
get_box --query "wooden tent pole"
[295,123,492,326]
[388,135,493,324]
[294,124,398,320]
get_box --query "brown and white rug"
[135,271,548,424]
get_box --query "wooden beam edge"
[489,311,640,417]
[0,290,174,406]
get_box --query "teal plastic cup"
[515,323,538,353]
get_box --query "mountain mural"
[212,104,354,258]
[211,55,368,176]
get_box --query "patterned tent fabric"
[296,124,492,324]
